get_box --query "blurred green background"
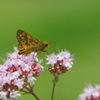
[0,0,100,100]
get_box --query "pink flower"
[78,84,100,100]
[46,54,58,66]
[0,47,44,99]
[46,50,74,76]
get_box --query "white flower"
[10,91,21,99]
[57,51,71,61]
[0,92,7,100]
[27,73,36,84]
[46,54,58,66]
[13,79,24,89]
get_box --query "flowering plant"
[0,47,74,100]
[78,84,100,100]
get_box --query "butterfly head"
[43,41,49,48]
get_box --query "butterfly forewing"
[17,30,49,55]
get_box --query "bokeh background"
[0,0,100,100]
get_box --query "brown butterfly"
[16,30,49,55]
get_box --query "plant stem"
[25,84,40,100]
[51,76,58,100]
[31,91,40,100]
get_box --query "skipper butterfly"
[17,30,49,55]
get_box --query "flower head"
[46,50,74,76]
[0,47,44,99]
[78,84,100,100]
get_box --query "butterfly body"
[17,30,49,55]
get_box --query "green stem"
[51,76,58,100]
[31,91,40,100]
[25,84,40,100]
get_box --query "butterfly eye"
[44,43,48,47]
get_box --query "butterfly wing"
[17,30,43,54]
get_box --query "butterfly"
[16,30,49,55]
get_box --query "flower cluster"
[78,84,100,100]
[46,50,73,76]
[0,47,43,100]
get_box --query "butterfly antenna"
[48,41,56,53]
